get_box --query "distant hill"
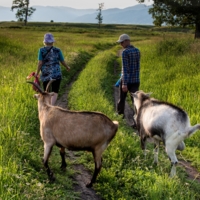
[0,4,153,25]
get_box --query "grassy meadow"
[0,22,200,199]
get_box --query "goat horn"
[46,79,56,92]
[27,81,45,94]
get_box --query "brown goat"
[27,80,118,187]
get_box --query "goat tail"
[112,120,119,134]
[113,121,119,128]
[187,124,200,137]
[106,121,119,143]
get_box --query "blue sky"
[0,0,153,9]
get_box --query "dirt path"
[178,160,200,182]
[56,56,200,200]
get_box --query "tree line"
[11,0,200,38]
[137,0,200,39]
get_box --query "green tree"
[11,0,36,25]
[96,3,104,28]
[137,0,200,39]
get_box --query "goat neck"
[37,93,52,118]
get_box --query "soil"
[178,160,200,182]
[56,54,200,200]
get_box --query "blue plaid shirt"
[121,45,140,86]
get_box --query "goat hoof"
[86,181,93,188]
[49,176,56,183]
[49,173,56,182]
[60,164,67,171]
[60,167,66,172]
[153,162,158,166]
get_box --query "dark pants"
[43,79,61,93]
[117,80,140,116]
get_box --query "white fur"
[132,91,200,177]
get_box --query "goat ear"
[49,92,54,96]
[34,94,39,99]
[146,92,152,97]
[131,93,137,98]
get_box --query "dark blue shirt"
[121,45,140,85]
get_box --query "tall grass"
[0,28,116,199]
[68,39,200,199]
[0,24,200,199]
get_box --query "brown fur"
[34,91,118,187]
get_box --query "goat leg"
[43,158,55,182]
[86,157,103,188]
[165,141,178,177]
[153,142,159,165]
[43,144,55,182]
[141,138,147,160]
[141,137,146,150]
[170,162,177,177]
[60,147,67,170]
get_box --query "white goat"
[27,80,118,187]
[132,90,200,177]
